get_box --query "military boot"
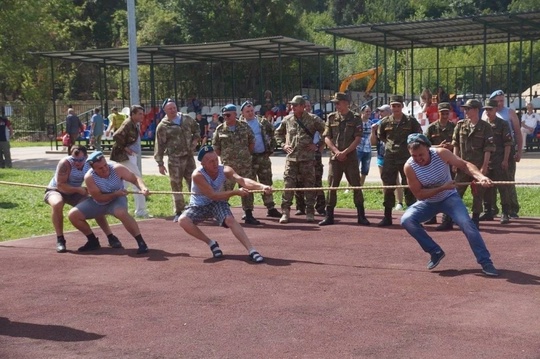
[244,210,262,225]
[377,207,393,227]
[279,208,290,224]
[306,207,315,223]
[318,207,335,226]
[356,206,371,226]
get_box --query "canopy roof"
[322,11,540,50]
[33,36,353,66]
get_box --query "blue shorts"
[356,150,372,175]
[377,157,384,167]
[75,196,128,219]
[183,201,232,226]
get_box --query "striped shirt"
[190,165,226,206]
[48,157,90,189]
[407,148,456,203]
[90,164,124,205]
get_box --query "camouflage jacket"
[212,119,255,166]
[110,119,139,163]
[275,111,326,161]
[425,120,456,146]
[154,113,200,166]
[323,110,363,152]
[377,113,422,160]
[452,118,495,166]
[239,115,277,154]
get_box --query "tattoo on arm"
[58,162,69,177]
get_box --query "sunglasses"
[223,113,232,118]
[71,156,86,163]
[87,154,104,165]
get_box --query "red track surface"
[1,208,540,358]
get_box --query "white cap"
[377,104,391,111]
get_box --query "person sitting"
[178,145,270,263]
[68,151,150,254]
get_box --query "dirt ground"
[1,208,539,358]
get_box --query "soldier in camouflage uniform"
[275,95,326,223]
[212,104,260,225]
[295,98,326,216]
[239,101,281,219]
[154,100,200,222]
[480,99,513,224]
[377,95,422,226]
[424,102,456,230]
[452,99,495,229]
[319,92,370,226]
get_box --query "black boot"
[318,207,334,226]
[356,206,370,226]
[435,214,453,231]
[378,207,393,227]
[479,208,494,221]
[244,210,262,225]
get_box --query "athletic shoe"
[481,263,499,277]
[427,250,445,270]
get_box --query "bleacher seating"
[525,123,540,152]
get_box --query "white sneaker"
[344,189,350,194]
[394,203,403,211]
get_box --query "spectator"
[105,107,126,137]
[0,114,13,168]
[520,102,540,151]
[65,108,83,154]
[90,108,105,151]
[195,113,208,150]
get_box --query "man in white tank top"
[178,145,272,263]
[401,134,499,277]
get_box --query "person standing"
[178,145,268,263]
[110,105,151,218]
[377,95,422,226]
[65,108,83,154]
[0,114,13,168]
[105,107,126,137]
[401,133,499,277]
[239,101,282,218]
[90,107,105,151]
[452,99,495,229]
[195,113,208,150]
[274,95,326,223]
[155,100,200,222]
[484,90,522,218]
[319,92,370,226]
[212,104,261,225]
[68,151,150,254]
[357,105,374,186]
[424,102,456,230]
[44,145,121,253]
[481,99,513,224]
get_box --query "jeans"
[400,192,492,265]
[356,149,372,176]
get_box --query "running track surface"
[1,208,539,358]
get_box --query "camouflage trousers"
[282,159,316,212]
[251,153,276,209]
[168,155,196,214]
[381,157,415,208]
[326,154,364,208]
[455,170,485,215]
[483,163,511,214]
[224,162,254,211]
[295,152,325,212]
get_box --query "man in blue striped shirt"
[401,134,499,277]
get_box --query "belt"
[252,152,266,156]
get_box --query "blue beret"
[221,104,237,113]
[198,145,214,161]
[86,151,105,164]
[240,101,253,111]
[489,90,504,99]
[407,133,431,147]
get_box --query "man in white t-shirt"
[521,102,540,151]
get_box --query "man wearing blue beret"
[178,145,270,263]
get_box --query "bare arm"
[404,162,456,201]
[510,111,522,161]
[438,148,492,185]
[85,173,126,203]
[55,159,87,195]
[115,164,149,196]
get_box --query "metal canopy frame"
[321,11,540,109]
[33,36,352,66]
[321,11,540,50]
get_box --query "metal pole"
[98,65,103,114]
[436,48,440,91]
[482,25,487,100]
[173,56,178,103]
[318,52,323,115]
[519,36,523,109]
[410,41,414,116]
[299,57,303,94]
[127,0,139,105]
[50,58,57,150]
[383,33,388,103]
[232,62,236,104]
[103,61,108,115]
[507,34,511,104]
[279,44,283,107]
[530,40,534,100]
[375,46,379,105]
[258,52,263,105]
[210,61,214,106]
[394,50,398,95]
[150,54,155,111]
[121,67,125,109]
[333,35,338,91]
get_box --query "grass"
[11,141,53,148]
[1,168,539,241]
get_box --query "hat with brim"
[389,95,404,105]
[438,102,451,111]
[288,95,305,105]
[330,92,349,103]
[483,99,498,109]
[461,99,482,109]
